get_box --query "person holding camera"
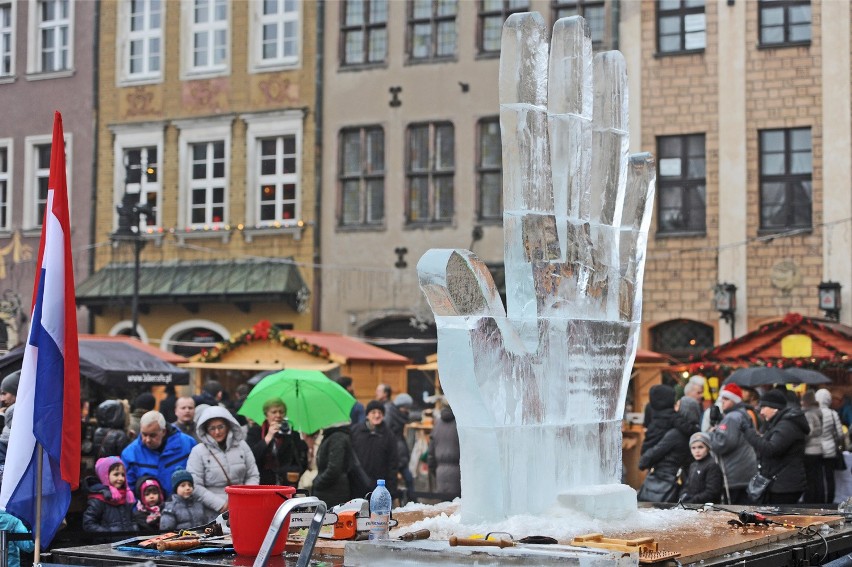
[246,398,308,487]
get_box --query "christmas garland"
[685,312,852,377]
[195,319,330,363]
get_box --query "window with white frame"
[184,0,228,76]
[0,140,11,231]
[0,1,14,78]
[112,126,164,232]
[249,0,299,71]
[176,119,231,231]
[121,0,163,82]
[406,122,454,224]
[243,111,303,229]
[24,134,71,230]
[30,0,73,73]
[189,141,226,226]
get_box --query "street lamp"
[818,281,842,321]
[713,282,737,338]
[111,155,153,338]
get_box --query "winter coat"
[133,476,165,533]
[160,493,208,531]
[743,405,809,495]
[92,400,131,458]
[82,476,137,533]
[351,420,398,493]
[312,425,352,508]
[121,424,197,494]
[816,389,844,458]
[0,512,33,567]
[708,404,758,489]
[187,406,259,519]
[384,403,411,471]
[641,385,677,452]
[427,407,460,498]
[639,386,693,476]
[803,406,824,456]
[680,456,723,504]
[246,421,308,487]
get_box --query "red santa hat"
[719,383,743,404]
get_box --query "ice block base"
[557,483,638,520]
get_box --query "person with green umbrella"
[245,398,308,487]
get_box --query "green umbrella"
[238,369,355,433]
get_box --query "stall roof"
[286,331,412,364]
[695,313,852,366]
[0,335,189,386]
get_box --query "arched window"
[651,319,714,361]
[161,319,229,357]
[170,327,227,358]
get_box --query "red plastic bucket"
[225,485,296,556]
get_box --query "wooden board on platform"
[621,512,844,564]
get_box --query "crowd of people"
[639,376,849,506]
[47,377,460,534]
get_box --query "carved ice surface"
[417,13,655,522]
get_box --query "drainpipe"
[87,0,101,334]
[311,1,325,331]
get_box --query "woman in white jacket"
[815,388,844,504]
[187,406,260,522]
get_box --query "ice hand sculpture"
[417,13,655,522]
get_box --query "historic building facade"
[81,0,320,353]
[0,0,97,350]
[320,0,849,363]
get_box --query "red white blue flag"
[0,111,81,546]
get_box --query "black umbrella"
[782,367,831,385]
[723,366,789,388]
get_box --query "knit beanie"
[366,400,385,415]
[393,393,413,408]
[719,383,743,404]
[689,432,711,448]
[1,371,20,396]
[133,392,156,412]
[171,469,193,493]
[759,389,788,410]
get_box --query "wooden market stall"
[681,312,852,397]
[181,320,411,403]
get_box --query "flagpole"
[34,445,42,564]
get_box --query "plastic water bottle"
[368,479,392,541]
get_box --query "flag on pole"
[0,111,81,546]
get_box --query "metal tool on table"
[399,529,430,541]
[317,498,398,540]
[253,496,327,567]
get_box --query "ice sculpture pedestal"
[558,484,638,521]
[344,540,638,567]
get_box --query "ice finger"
[417,249,505,318]
[618,153,656,323]
[500,12,553,213]
[499,12,548,107]
[590,51,629,227]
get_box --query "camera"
[274,421,291,438]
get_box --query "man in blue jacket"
[122,411,196,494]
